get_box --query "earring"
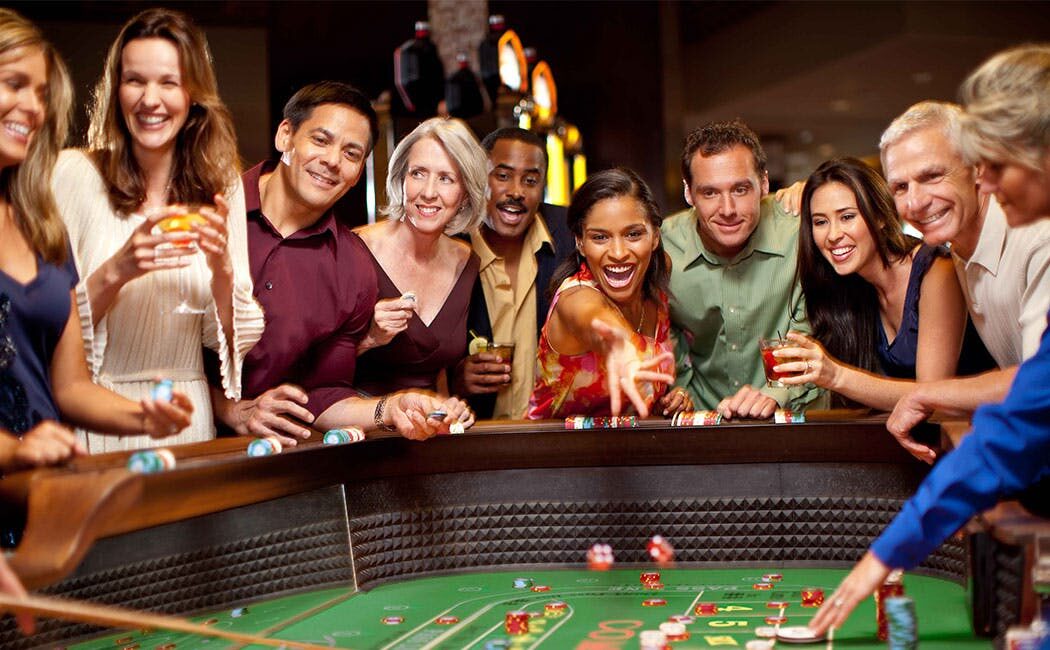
[280,149,292,166]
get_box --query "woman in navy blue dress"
[775,157,970,410]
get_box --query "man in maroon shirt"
[210,82,464,444]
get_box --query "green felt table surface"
[70,567,990,649]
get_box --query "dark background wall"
[10,1,1050,221]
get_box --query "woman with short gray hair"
[354,118,486,415]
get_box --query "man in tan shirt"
[453,128,573,420]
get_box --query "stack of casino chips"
[564,416,637,430]
[323,428,365,445]
[638,629,667,650]
[671,410,721,427]
[884,595,918,649]
[658,621,689,641]
[127,448,176,474]
[876,569,905,641]
[247,436,282,457]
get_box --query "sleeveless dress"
[526,264,674,419]
[877,244,996,378]
[0,252,78,435]
[354,250,480,395]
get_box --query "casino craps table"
[70,568,989,649]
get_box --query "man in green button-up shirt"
[662,120,825,417]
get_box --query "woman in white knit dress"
[52,9,263,452]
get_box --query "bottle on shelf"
[445,53,485,119]
[393,20,445,116]
[478,14,506,104]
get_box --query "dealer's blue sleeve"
[871,312,1050,569]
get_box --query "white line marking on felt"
[526,606,575,649]
[684,588,706,616]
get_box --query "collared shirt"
[470,216,554,418]
[953,196,1050,367]
[661,197,824,410]
[240,160,377,418]
[871,306,1050,569]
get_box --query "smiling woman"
[778,157,972,417]
[49,8,264,453]
[353,118,486,415]
[526,167,690,419]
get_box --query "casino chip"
[449,421,466,435]
[766,600,789,609]
[746,641,775,650]
[764,615,788,625]
[530,584,550,592]
[754,626,777,638]
[230,607,248,618]
[381,615,404,625]
[762,573,783,582]
[435,615,459,625]
[586,543,614,570]
[776,626,826,643]
[694,602,718,616]
[149,378,173,402]
[641,598,667,607]
[512,577,533,589]
[752,582,773,590]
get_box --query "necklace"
[615,301,645,334]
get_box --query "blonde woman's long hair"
[0,9,73,264]
[87,8,240,215]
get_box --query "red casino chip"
[766,600,789,609]
[764,615,788,625]
[694,602,718,616]
[753,582,774,590]
[530,585,550,592]
[762,573,784,582]
[640,571,661,585]
[642,598,667,607]
[381,615,404,625]
[435,615,460,625]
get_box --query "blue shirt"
[871,308,1050,569]
[0,252,79,434]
